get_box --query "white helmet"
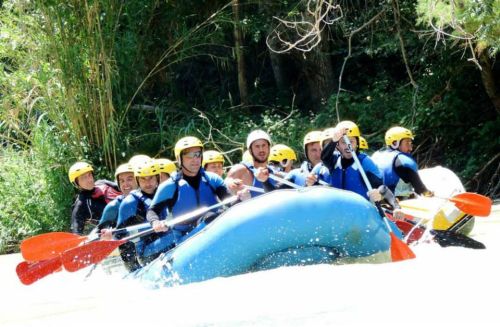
[246,129,272,149]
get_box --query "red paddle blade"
[16,257,62,285]
[21,232,87,261]
[389,232,416,262]
[450,193,492,217]
[62,239,125,272]
[394,220,424,244]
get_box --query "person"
[202,150,225,177]
[115,159,161,271]
[284,130,322,186]
[225,129,276,197]
[146,136,249,258]
[268,144,297,176]
[97,162,138,240]
[69,161,121,235]
[307,121,383,202]
[156,158,177,183]
[371,126,434,197]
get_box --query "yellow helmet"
[134,160,160,178]
[114,163,135,180]
[155,158,177,175]
[320,127,336,145]
[385,126,414,148]
[174,136,204,162]
[68,162,93,184]
[303,131,322,148]
[129,154,151,168]
[359,136,369,150]
[203,150,224,166]
[242,150,252,163]
[269,144,297,163]
[336,120,361,137]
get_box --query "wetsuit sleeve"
[70,195,89,235]
[147,181,177,223]
[320,141,340,172]
[117,195,139,228]
[394,156,429,195]
[97,200,120,230]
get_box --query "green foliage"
[416,0,500,55]
[0,121,73,254]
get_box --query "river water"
[1,203,498,327]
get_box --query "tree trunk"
[478,50,500,115]
[232,0,249,105]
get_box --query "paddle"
[62,196,239,272]
[20,220,162,262]
[21,232,88,261]
[343,135,415,262]
[268,173,305,189]
[16,257,63,285]
[439,192,492,217]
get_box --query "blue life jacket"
[151,169,225,233]
[98,194,125,227]
[117,189,154,227]
[286,161,313,187]
[241,162,276,197]
[330,153,382,200]
[310,162,332,185]
[371,149,418,193]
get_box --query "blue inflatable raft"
[134,186,392,287]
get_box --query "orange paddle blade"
[389,232,416,262]
[62,239,126,272]
[16,257,62,285]
[21,232,87,261]
[449,193,492,217]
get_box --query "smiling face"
[250,139,270,164]
[336,136,358,159]
[76,171,95,191]
[117,172,137,196]
[181,147,202,176]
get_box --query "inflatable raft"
[134,186,393,288]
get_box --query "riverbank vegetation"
[1,0,498,253]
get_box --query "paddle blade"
[21,232,87,261]
[449,193,492,217]
[62,239,125,272]
[16,257,62,285]
[394,220,424,244]
[389,232,416,262]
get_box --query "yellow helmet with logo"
[156,158,177,175]
[174,136,204,162]
[68,162,93,184]
[134,160,160,178]
[203,150,224,166]
[114,163,135,180]
[269,144,297,163]
[385,126,414,149]
[336,120,361,137]
[242,150,252,163]
[359,136,369,150]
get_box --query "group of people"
[68,120,433,272]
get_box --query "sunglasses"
[183,150,202,159]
